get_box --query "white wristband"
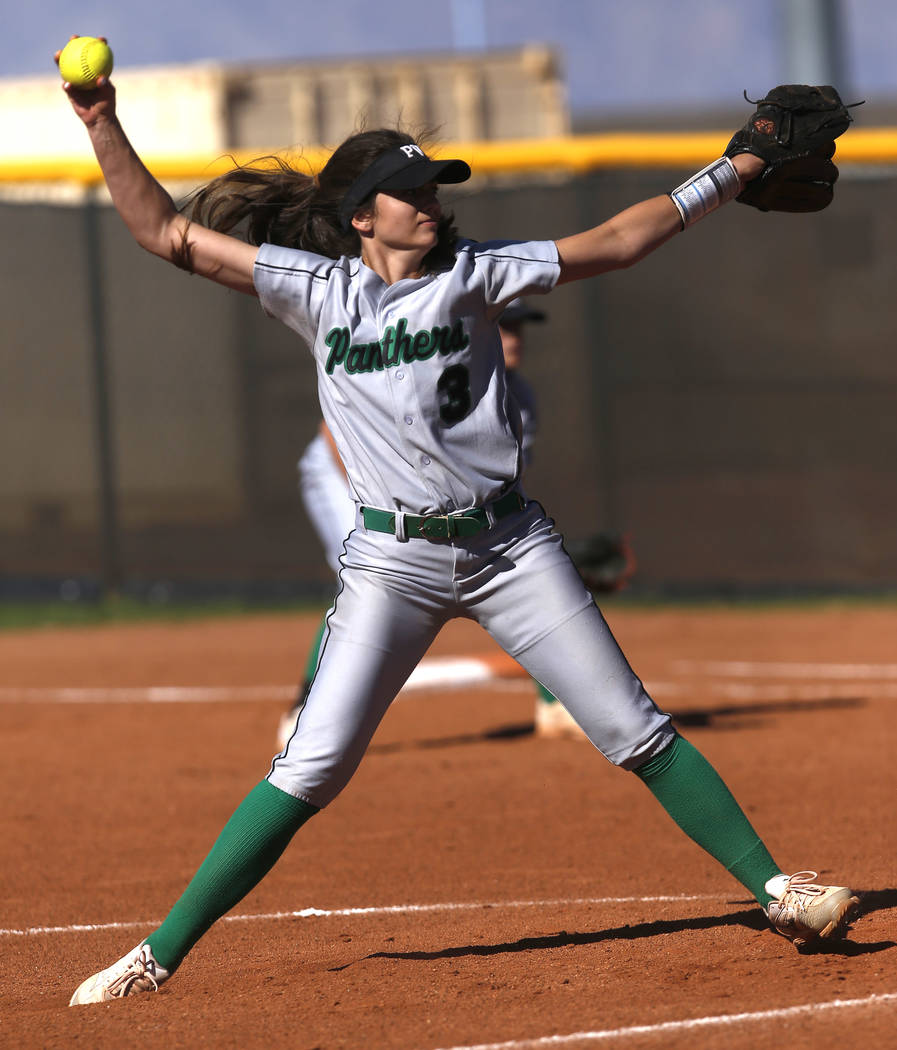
[669,157,742,229]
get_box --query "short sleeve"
[461,239,560,318]
[253,243,338,349]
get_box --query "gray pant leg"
[464,505,673,768]
[513,604,674,767]
[268,530,452,807]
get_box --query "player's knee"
[617,722,678,772]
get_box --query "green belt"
[361,490,525,540]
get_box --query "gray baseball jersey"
[255,238,558,513]
[298,373,538,578]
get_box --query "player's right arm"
[61,78,258,295]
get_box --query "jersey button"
[396,371,405,380]
[421,455,431,466]
[404,415,413,425]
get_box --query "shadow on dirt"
[857,888,897,918]
[369,723,534,754]
[369,695,864,753]
[331,891,897,969]
[672,695,865,730]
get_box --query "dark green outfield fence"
[3,162,896,597]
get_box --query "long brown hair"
[175,128,459,270]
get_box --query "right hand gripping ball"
[58,36,114,90]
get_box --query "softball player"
[61,71,859,1003]
[279,298,577,750]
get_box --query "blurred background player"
[278,297,593,748]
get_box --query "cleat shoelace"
[106,951,161,998]
[775,870,827,919]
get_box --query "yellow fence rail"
[2,129,896,186]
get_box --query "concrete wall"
[2,164,895,593]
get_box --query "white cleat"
[766,871,860,948]
[69,941,170,1005]
[276,682,311,752]
[276,702,303,752]
[534,697,587,739]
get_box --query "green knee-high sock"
[634,734,780,906]
[146,780,317,971]
[303,613,329,682]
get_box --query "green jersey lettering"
[324,327,351,374]
[362,342,384,372]
[411,330,436,360]
[323,317,469,378]
[395,319,413,362]
[346,345,367,374]
[448,319,470,352]
[381,326,400,367]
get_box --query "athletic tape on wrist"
[669,157,741,229]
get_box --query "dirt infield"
[2,602,895,1049]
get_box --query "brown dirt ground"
[2,602,895,1049]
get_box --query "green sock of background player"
[536,680,560,705]
[301,614,329,690]
[303,617,558,708]
[144,732,777,973]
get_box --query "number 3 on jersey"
[437,364,471,425]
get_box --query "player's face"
[370,182,442,254]
[499,322,524,370]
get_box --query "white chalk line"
[10,892,892,1045]
[5,656,897,704]
[0,682,523,704]
[0,892,721,939]
[664,681,897,701]
[674,658,897,680]
[427,993,897,1050]
[3,678,895,705]
[0,684,296,704]
[0,655,518,704]
[635,680,897,701]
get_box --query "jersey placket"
[378,290,454,513]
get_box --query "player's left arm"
[554,153,763,285]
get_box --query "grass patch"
[608,588,897,612]
[5,587,897,631]
[0,595,328,631]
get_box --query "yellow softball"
[58,36,114,89]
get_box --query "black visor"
[338,145,471,231]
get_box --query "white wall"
[0,64,230,160]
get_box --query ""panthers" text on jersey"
[324,318,470,375]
